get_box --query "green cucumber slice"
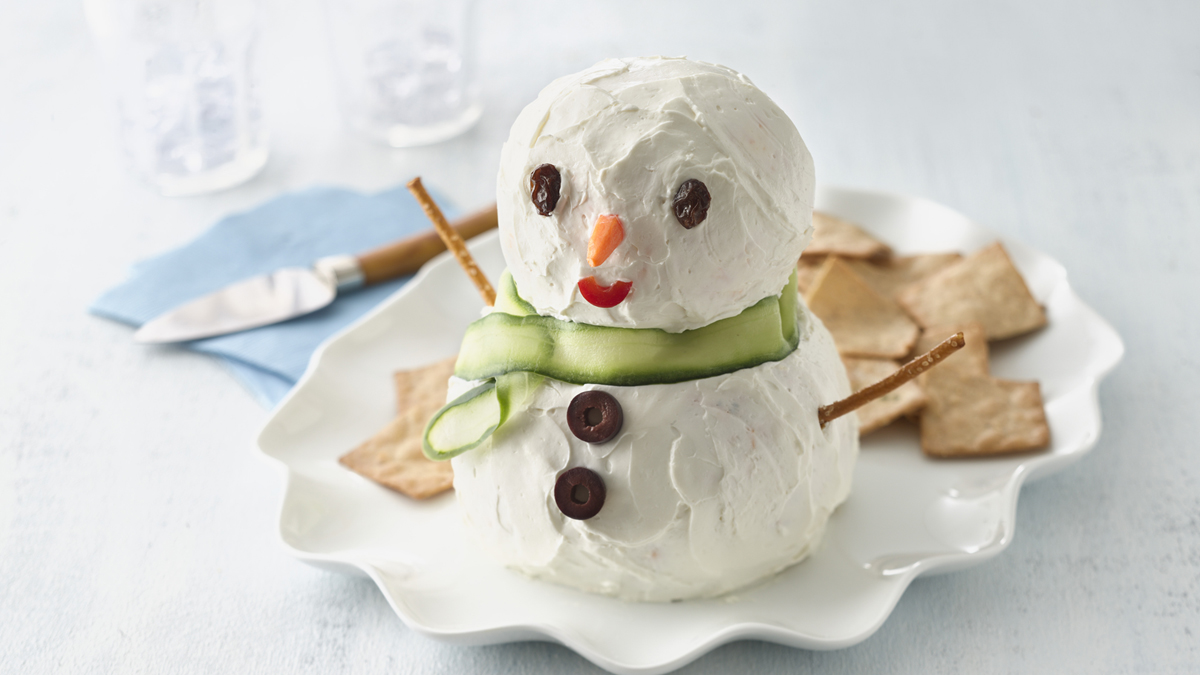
[454,271,801,387]
[423,381,501,460]
[492,270,537,317]
[422,372,547,460]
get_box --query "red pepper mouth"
[578,276,632,308]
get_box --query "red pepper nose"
[587,214,624,267]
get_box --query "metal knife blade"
[132,262,348,344]
[131,204,498,344]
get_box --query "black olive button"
[567,390,623,444]
[554,467,606,520]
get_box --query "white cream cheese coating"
[450,310,858,602]
[497,56,816,333]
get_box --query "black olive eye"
[530,164,562,216]
[673,179,711,229]
[554,467,606,520]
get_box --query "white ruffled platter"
[257,187,1124,675]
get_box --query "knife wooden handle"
[356,204,498,285]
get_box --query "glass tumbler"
[322,0,481,147]
[85,0,269,196]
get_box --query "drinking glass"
[85,0,269,196]
[322,0,481,147]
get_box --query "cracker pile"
[802,211,1051,457]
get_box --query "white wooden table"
[2,0,1197,672]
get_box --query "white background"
[2,0,1197,672]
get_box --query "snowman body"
[448,57,858,601]
[451,311,855,601]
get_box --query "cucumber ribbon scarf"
[422,270,801,460]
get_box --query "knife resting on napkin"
[133,202,496,344]
[91,185,487,408]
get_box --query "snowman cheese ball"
[426,57,858,602]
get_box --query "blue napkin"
[91,185,458,408]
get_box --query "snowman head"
[496,57,815,333]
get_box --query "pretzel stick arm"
[818,332,966,427]
[406,177,497,307]
[356,204,497,285]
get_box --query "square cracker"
[915,324,1050,456]
[845,253,964,300]
[805,257,920,359]
[339,406,454,499]
[896,242,1047,340]
[394,356,457,414]
[805,211,893,260]
[843,357,928,434]
[340,358,457,499]
[920,378,1050,457]
[796,256,824,295]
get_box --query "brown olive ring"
[554,467,606,520]
[567,390,623,444]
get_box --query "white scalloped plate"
[257,187,1123,675]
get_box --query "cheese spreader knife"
[133,204,498,344]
